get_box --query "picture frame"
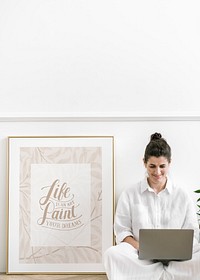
[7,136,114,274]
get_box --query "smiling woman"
[104,132,200,280]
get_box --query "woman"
[104,133,200,280]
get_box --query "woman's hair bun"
[144,132,171,162]
[150,132,162,141]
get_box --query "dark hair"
[144,132,171,163]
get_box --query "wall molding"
[1,112,200,122]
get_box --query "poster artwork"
[31,163,91,247]
[19,147,102,264]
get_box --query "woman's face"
[144,156,170,187]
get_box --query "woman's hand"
[123,236,139,251]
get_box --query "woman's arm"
[114,191,134,244]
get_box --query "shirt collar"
[141,176,173,194]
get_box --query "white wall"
[1,0,200,273]
[0,0,200,114]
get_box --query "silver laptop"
[139,229,194,264]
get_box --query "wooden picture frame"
[7,136,114,274]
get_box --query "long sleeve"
[114,191,133,244]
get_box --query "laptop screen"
[138,229,194,262]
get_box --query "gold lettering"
[38,201,53,225]
[39,179,71,205]
[38,204,77,225]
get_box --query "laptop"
[139,229,194,265]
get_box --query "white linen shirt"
[114,177,199,246]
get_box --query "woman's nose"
[154,167,161,174]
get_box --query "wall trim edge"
[1,113,200,122]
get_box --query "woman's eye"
[148,165,166,168]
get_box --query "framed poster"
[7,136,114,274]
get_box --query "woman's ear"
[143,158,147,168]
